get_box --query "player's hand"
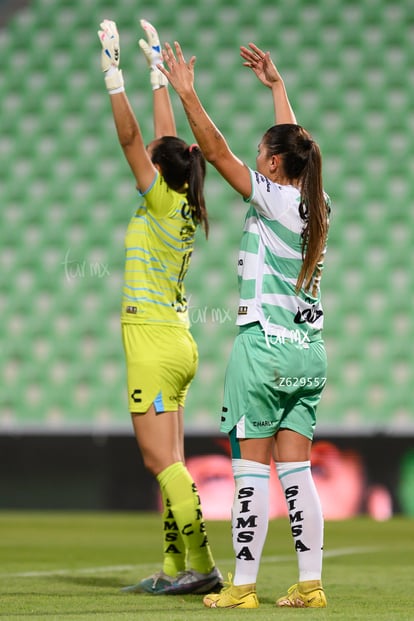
[99,19,120,71]
[98,19,124,93]
[138,19,168,90]
[240,43,283,89]
[159,42,196,97]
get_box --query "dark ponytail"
[186,144,209,238]
[263,124,329,294]
[296,139,328,294]
[150,137,209,238]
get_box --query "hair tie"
[189,143,199,153]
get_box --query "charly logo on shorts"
[131,389,142,403]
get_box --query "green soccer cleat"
[121,566,223,596]
[203,575,259,609]
[276,580,327,608]
[121,570,176,594]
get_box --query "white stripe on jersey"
[244,215,302,260]
[236,168,326,338]
[263,264,297,285]
[238,250,258,281]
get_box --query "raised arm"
[159,42,252,199]
[98,19,157,193]
[139,19,177,137]
[240,42,297,125]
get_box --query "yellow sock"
[157,462,215,574]
[159,485,186,576]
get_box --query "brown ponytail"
[186,145,209,238]
[296,140,328,294]
[150,136,209,238]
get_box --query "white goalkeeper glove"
[98,19,124,94]
[138,19,168,90]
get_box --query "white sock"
[231,458,270,586]
[276,461,324,582]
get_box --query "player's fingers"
[248,42,265,57]
[263,51,273,67]
[241,46,262,66]
[163,42,175,63]
[161,46,173,69]
[249,43,265,61]
[160,50,168,66]
[240,47,253,60]
[157,61,167,75]
[242,55,257,66]
[173,41,186,64]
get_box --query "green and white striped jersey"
[236,168,328,342]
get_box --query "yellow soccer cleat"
[203,575,259,609]
[276,580,327,608]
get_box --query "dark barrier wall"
[1,434,413,518]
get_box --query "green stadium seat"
[0,0,413,433]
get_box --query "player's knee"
[141,452,161,476]
[142,452,178,477]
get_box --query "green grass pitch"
[1,512,413,620]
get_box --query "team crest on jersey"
[126,306,137,314]
[238,305,248,315]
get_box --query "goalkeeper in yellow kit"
[98,18,222,595]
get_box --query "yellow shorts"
[121,323,198,413]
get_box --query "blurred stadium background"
[1,0,414,514]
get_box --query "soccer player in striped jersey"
[160,42,330,608]
[98,19,222,595]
